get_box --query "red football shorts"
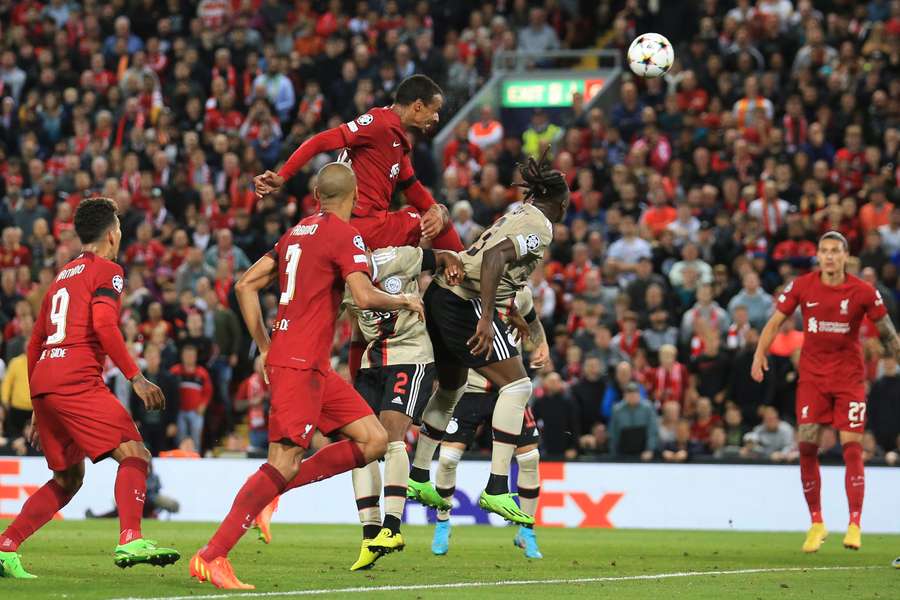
[267,366,373,448]
[796,379,867,433]
[33,387,143,471]
[351,207,422,249]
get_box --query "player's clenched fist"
[421,204,449,240]
[435,250,464,286]
[750,353,768,382]
[132,374,166,411]
[253,170,285,198]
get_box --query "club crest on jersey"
[353,235,365,251]
[526,233,541,252]
[383,276,402,294]
[112,274,124,294]
[357,113,373,126]
[840,299,849,314]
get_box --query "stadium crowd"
[0,0,899,468]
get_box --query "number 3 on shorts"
[848,401,866,424]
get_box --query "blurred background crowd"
[0,0,899,466]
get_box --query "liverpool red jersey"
[266,212,370,371]
[29,252,131,396]
[337,106,416,219]
[775,271,887,386]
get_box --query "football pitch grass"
[1,520,897,599]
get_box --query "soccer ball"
[627,33,674,78]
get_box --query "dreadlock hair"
[516,147,569,204]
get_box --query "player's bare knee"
[364,422,389,461]
[798,424,821,444]
[54,464,85,495]
[379,411,411,442]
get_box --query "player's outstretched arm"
[254,127,346,197]
[751,309,789,382]
[875,315,900,361]
[468,239,518,358]
[235,254,279,372]
[346,271,424,321]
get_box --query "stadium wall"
[2,458,898,533]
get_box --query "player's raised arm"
[346,271,424,321]
[253,126,347,197]
[235,253,279,373]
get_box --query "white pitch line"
[109,565,879,600]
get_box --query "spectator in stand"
[859,188,894,234]
[727,271,773,330]
[570,355,606,435]
[680,283,731,345]
[607,215,652,285]
[1,351,30,439]
[251,54,295,121]
[533,372,579,458]
[868,356,900,455]
[522,109,561,158]
[749,180,790,237]
[669,242,714,288]
[609,382,657,461]
[740,406,795,461]
[468,106,504,151]
[170,344,213,452]
[662,419,703,463]
[130,344,179,456]
[657,400,681,447]
[204,228,250,272]
[640,188,677,239]
[650,344,689,410]
[517,7,560,60]
[237,356,269,451]
[690,397,721,445]
[601,361,646,422]
[877,206,900,256]
[610,311,644,365]
[643,308,679,355]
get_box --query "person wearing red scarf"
[652,344,689,410]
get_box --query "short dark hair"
[395,74,443,106]
[74,197,118,244]
[819,230,849,252]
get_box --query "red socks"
[0,480,73,551]
[431,223,464,251]
[842,441,864,526]
[201,463,286,561]
[798,442,822,524]
[115,457,149,545]
[283,440,366,491]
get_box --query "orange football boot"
[189,553,255,590]
[253,496,280,544]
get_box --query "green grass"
[0,520,898,599]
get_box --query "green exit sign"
[501,78,605,108]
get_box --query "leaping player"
[752,231,900,553]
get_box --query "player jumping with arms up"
[0,198,179,578]
[190,163,423,590]
[752,231,900,552]
[407,151,568,524]
[253,74,463,254]
[432,286,549,558]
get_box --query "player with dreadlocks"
[406,149,569,525]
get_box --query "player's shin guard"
[487,379,532,494]
[799,442,822,524]
[284,440,367,491]
[0,480,74,551]
[201,464,286,561]
[842,441,864,526]
[383,441,409,533]
[435,446,463,521]
[410,386,465,481]
[115,457,149,544]
[515,449,541,524]
[352,462,382,539]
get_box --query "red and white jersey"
[775,271,887,385]
[337,106,416,219]
[30,252,126,396]
[267,212,370,372]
